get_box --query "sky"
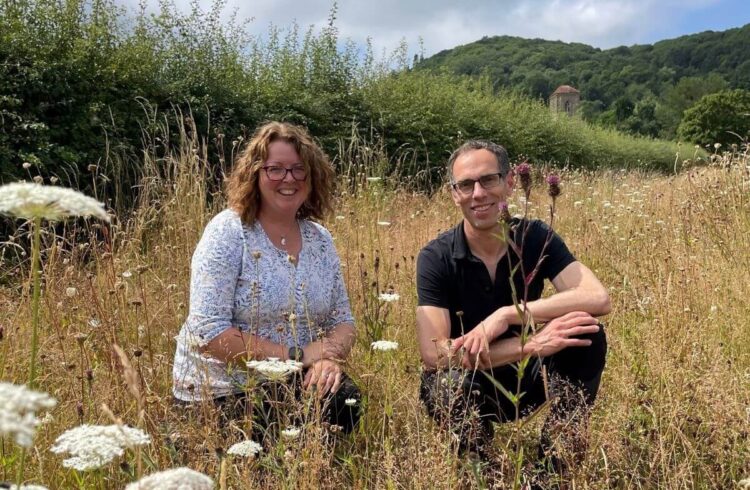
[117,0,750,58]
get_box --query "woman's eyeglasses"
[262,166,307,181]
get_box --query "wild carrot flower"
[227,439,263,457]
[246,358,302,381]
[50,424,151,471]
[0,183,108,221]
[344,398,357,406]
[371,340,399,351]
[281,426,301,440]
[125,468,214,490]
[378,292,400,302]
[0,382,57,447]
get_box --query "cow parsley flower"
[246,358,302,381]
[0,382,57,447]
[125,467,214,490]
[281,426,301,440]
[227,440,262,457]
[0,183,109,221]
[50,424,151,471]
[371,340,399,351]
[378,292,400,302]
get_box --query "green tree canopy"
[677,89,750,146]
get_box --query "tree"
[677,89,750,146]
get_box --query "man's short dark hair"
[447,140,511,181]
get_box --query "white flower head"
[50,424,151,471]
[0,183,109,221]
[371,340,399,352]
[344,398,357,406]
[125,467,214,490]
[121,270,133,279]
[8,485,49,490]
[366,177,382,182]
[65,287,77,298]
[246,358,302,381]
[0,382,57,447]
[378,292,400,303]
[227,439,262,457]
[376,221,391,226]
[281,426,301,440]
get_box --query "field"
[1,141,749,489]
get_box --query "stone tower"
[549,85,580,116]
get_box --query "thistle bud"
[499,201,512,223]
[546,174,561,199]
[515,162,532,194]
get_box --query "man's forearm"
[493,288,610,327]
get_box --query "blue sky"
[117,0,750,57]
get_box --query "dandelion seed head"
[0,183,109,221]
[0,383,57,447]
[125,467,214,490]
[227,439,262,457]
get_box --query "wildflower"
[125,468,214,490]
[65,287,77,298]
[498,202,511,223]
[573,201,583,207]
[739,478,750,489]
[22,162,32,169]
[50,424,151,471]
[371,340,399,351]
[335,215,345,220]
[378,292,400,302]
[227,439,262,457]
[714,143,721,150]
[0,183,109,221]
[366,177,382,182]
[121,271,133,279]
[7,485,49,490]
[0,382,57,447]
[87,318,101,328]
[546,174,561,198]
[252,250,262,260]
[281,426,301,440]
[515,162,532,194]
[246,358,302,381]
[344,398,357,406]
[376,221,391,226]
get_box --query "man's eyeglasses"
[262,166,307,181]
[450,172,504,195]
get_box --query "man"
[416,140,611,467]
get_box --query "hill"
[417,25,750,139]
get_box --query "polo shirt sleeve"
[532,220,577,281]
[416,245,450,308]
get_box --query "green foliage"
[677,89,750,146]
[418,26,750,139]
[0,0,683,204]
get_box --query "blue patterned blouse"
[172,209,354,401]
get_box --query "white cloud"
[115,0,734,57]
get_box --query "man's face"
[450,149,514,232]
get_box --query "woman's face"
[258,140,310,219]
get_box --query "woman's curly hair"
[226,121,335,225]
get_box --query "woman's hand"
[303,358,343,396]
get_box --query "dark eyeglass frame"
[261,165,308,181]
[450,172,505,195]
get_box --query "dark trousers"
[176,370,362,440]
[420,325,607,457]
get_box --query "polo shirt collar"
[451,221,471,260]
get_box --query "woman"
[172,121,360,433]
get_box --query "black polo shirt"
[417,218,576,339]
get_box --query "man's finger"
[303,369,313,389]
[451,336,465,351]
[331,373,342,394]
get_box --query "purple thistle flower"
[515,162,532,194]
[546,173,561,198]
[499,201,512,223]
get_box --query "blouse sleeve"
[321,232,355,332]
[183,211,244,346]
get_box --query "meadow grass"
[0,139,748,489]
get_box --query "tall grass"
[0,122,747,488]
